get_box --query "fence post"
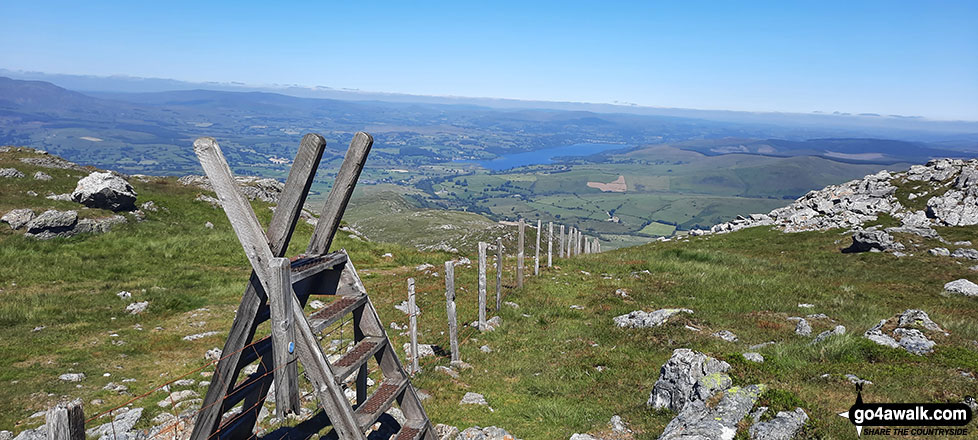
[535,220,541,276]
[269,258,299,417]
[559,224,565,260]
[548,222,553,267]
[586,236,591,254]
[408,278,419,375]
[444,261,459,366]
[496,237,503,311]
[517,219,525,288]
[46,400,84,440]
[478,242,487,331]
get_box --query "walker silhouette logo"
[837,383,972,436]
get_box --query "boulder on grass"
[71,172,137,212]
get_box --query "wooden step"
[394,420,427,440]
[354,377,408,431]
[290,252,347,283]
[332,337,385,382]
[308,294,367,333]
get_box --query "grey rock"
[615,308,693,328]
[59,372,86,382]
[811,325,846,344]
[205,347,222,361]
[897,309,944,332]
[743,352,765,363]
[435,366,459,379]
[12,426,45,440]
[648,348,731,411]
[0,168,25,178]
[87,407,142,440]
[955,240,973,246]
[2,208,35,230]
[864,320,899,348]
[460,392,488,406]
[952,248,978,260]
[180,174,283,203]
[73,215,126,235]
[126,301,149,315]
[25,209,78,238]
[46,193,73,201]
[434,424,461,440]
[790,318,812,337]
[713,330,739,342]
[204,221,214,229]
[140,201,159,212]
[930,247,951,257]
[157,389,199,407]
[846,230,903,253]
[894,328,936,355]
[658,384,766,440]
[944,279,978,297]
[749,408,808,440]
[33,171,52,181]
[19,156,83,170]
[0,430,12,440]
[103,382,129,393]
[845,374,873,385]
[609,415,629,433]
[71,172,137,211]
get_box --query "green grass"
[3,149,977,439]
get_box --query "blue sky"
[2,1,976,120]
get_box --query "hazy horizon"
[2,1,976,120]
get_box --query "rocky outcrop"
[648,348,731,411]
[179,174,284,203]
[615,309,692,329]
[4,208,126,239]
[864,309,944,355]
[0,168,25,178]
[658,385,766,440]
[845,230,904,253]
[1,208,35,230]
[944,279,978,297]
[702,159,978,235]
[748,408,808,440]
[71,172,137,211]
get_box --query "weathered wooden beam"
[547,222,553,267]
[408,278,419,375]
[46,400,84,440]
[559,225,565,258]
[478,242,487,331]
[495,238,503,311]
[308,132,373,255]
[517,219,525,288]
[535,220,541,276]
[194,137,277,279]
[269,257,299,418]
[445,261,459,365]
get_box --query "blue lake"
[465,143,632,171]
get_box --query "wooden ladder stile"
[189,133,436,440]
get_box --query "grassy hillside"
[3,149,977,439]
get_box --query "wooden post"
[408,278,419,375]
[535,219,541,276]
[586,236,591,254]
[445,261,459,365]
[579,232,584,255]
[517,219,525,288]
[569,228,575,256]
[478,242,488,331]
[548,222,553,267]
[269,257,299,418]
[307,132,373,255]
[46,400,84,440]
[495,238,503,311]
[559,225,565,259]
